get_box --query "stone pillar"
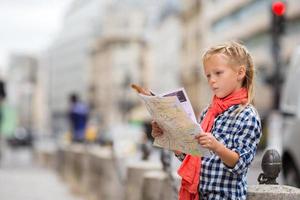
[63,144,85,189]
[141,171,180,200]
[80,146,92,197]
[55,147,66,178]
[33,146,56,169]
[142,171,167,200]
[125,161,162,200]
[160,172,180,200]
[88,146,123,200]
[69,144,86,194]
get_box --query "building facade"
[180,0,206,115]
[147,4,182,93]
[7,54,37,131]
[202,0,300,116]
[180,0,300,117]
[40,0,109,134]
[89,2,146,129]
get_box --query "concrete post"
[142,171,167,200]
[160,172,181,200]
[33,146,56,169]
[141,170,180,200]
[125,161,162,200]
[88,146,123,200]
[55,147,66,178]
[69,144,86,194]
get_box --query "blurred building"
[32,57,51,136]
[120,1,184,126]
[7,54,37,131]
[179,0,300,117]
[180,0,207,115]
[202,0,300,117]
[40,0,110,134]
[89,1,147,129]
[147,2,182,93]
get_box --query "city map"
[138,88,211,157]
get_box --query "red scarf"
[177,88,248,200]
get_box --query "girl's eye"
[206,74,211,79]
[216,71,223,75]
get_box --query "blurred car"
[280,47,300,187]
[8,127,33,147]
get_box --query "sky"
[0,0,72,73]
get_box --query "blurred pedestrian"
[152,41,262,199]
[0,80,6,161]
[68,93,89,143]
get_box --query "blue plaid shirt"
[176,104,262,200]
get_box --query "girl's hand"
[195,132,221,152]
[151,121,163,138]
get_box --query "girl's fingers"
[198,138,209,144]
[151,121,163,135]
[196,135,213,147]
[194,133,208,140]
[152,121,162,130]
[153,127,162,133]
[151,126,163,137]
[153,132,163,138]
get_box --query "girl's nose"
[209,77,216,84]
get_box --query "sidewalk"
[0,147,82,200]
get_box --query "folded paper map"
[133,85,210,157]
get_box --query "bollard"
[80,145,92,196]
[258,149,281,184]
[69,144,86,194]
[141,170,180,200]
[55,147,66,177]
[125,161,162,200]
[251,149,300,199]
[63,146,74,184]
[160,171,180,200]
[88,146,123,200]
[34,146,56,168]
[142,171,168,200]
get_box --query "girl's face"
[203,53,244,98]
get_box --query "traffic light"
[270,1,286,110]
[271,1,286,35]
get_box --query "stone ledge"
[247,185,300,200]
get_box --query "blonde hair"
[202,41,255,106]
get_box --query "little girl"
[152,41,262,200]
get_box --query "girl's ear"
[237,65,246,81]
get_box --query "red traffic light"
[272,1,286,16]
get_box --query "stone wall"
[34,144,300,200]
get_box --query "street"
[0,147,82,200]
